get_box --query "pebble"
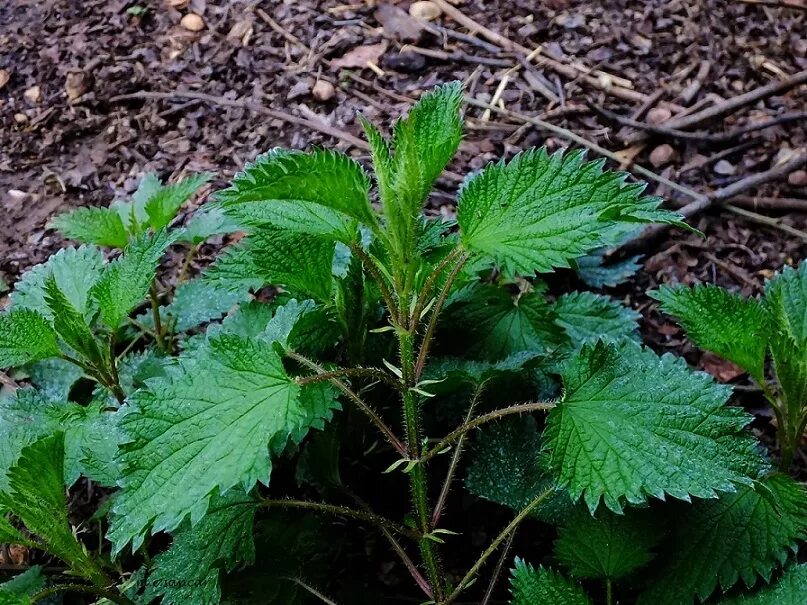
[713,160,736,176]
[788,170,807,187]
[23,85,41,104]
[409,1,441,21]
[312,80,336,102]
[646,107,672,125]
[180,13,205,32]
[649,144,676,167]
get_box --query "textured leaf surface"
[554,506,661,580]
[545,342,765,512]
[177,206,242,244]
[144,173,211,230]
[0,310,60,368]
[465,417,572,525]
[51,207,129,248]
[25,358,83,402]
[0,567,44,605]
[144,490,258,605]
[0,391,62,490]
[0,435,108,586]
[574,251,642,288]
[443,283,564,361]
[216,149,374,241]
[510,560,592,605]
[207,226,335,301]
[457,148,685,275]
[91,230,173,329]
[718,564,807,605]
[638,474,807,605]
[12,246,104,320]
[44,276,104,366]
[62,401,120,486]
[552,291,640,349]
[653,284,769,383]
[159,279,249,333]
[109,334,337,552]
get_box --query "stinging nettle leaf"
[552,290,640,350]
[544,341,766,513]
[509,559,592,605]
[215,148,375,242]
[0,566,45,604]
[717,564,807,605]
[108,334,337,553]
[51,206,129,248]
[90,229,174,329]
[637,474,807,605]
[652,284,770,383]
[554,506,662,580]
[144,172,212,231]
[44,275,105,367]
[457,148,686,275]
[0,309,60,369]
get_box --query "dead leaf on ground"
[331,42,388,69]
[375,4,423,43]
[0,69,9,90]
[701,353,745,382]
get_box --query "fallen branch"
[729,195,807,212]
[611,150,807,256]
[723,204,807,242]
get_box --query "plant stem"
[399,330,444,600]
[413,253,469,381]
[281,577,339,605]
[444,486,556,605]
[287,351,407,456]
[176,244,197,284]
[421,402,556,464]
[296,367,399,388]
[410,248,464,330]
[480,528,517,605]
[32,584,135,605]
[432,383,486,527]
[149,280,167,352]
[349,242,400,326]
[261,498,418,540]
[606,578,614,605]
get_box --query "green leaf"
[552,291,640,349]
[90,230,174,329]
[177,206,242,244]
[545,342,766,513]
[377,82,463,258]
[215,149,375,242]
[51,206,129,248]
[0,506,31,546]
[44,276,105,367]
[652,284,770,383]
[109,334,337,553]
[638,474,807,605]
[24,358,83,402]
[162,279,249,333]
[144,490,258,605]
[0,310,60,368]
[465,417,572,525]
[144,173,211,230]
[0,390,62,490]
[718,564,807,605]
[0,435,108,586]
[443,283,564,361]
[554,506,662,580]
[509,560,592,605]
[574,251,642,288]
[206,226,336,302]
[0,567,45,605]
[457,148,686,275]
[12,246,105,321]
[62,401,120,487]
[425,351,544,393]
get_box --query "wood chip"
[23,85,41,104]
[0,69,9,90]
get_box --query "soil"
[1,0,806,602]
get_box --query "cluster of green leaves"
[0,82,804,605]
[652,267,807,470]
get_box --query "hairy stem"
[176,244,197,285]
[296,366,399,388]
[413,253,469,381]
[399,330,444,600]
[410,248,464,331]
[261,498,418,540]
[480,528,517,605]
[421,402,556,465]
[149,280,167,352]
[607,578,614,605]
[432,383,486,527]
[349,242,400,326]
[32,584,135,605]
[287,351,407,456]
[281,577,339,605]
[444,486,556,604]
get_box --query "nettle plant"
[0,82,805,605]
[653,266,807,471]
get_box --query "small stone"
[312,80,336,102]
[788,170,807,187]
[168,0,187,6]
[649,144,676,168]
[0,69,9,90]
[180,13,205,32]
[65,71,92,101]
[23,85,41,104]
[713,160,736,176]
[409,1,441,21]
[14,113,27,124]
[646,107,671,125]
